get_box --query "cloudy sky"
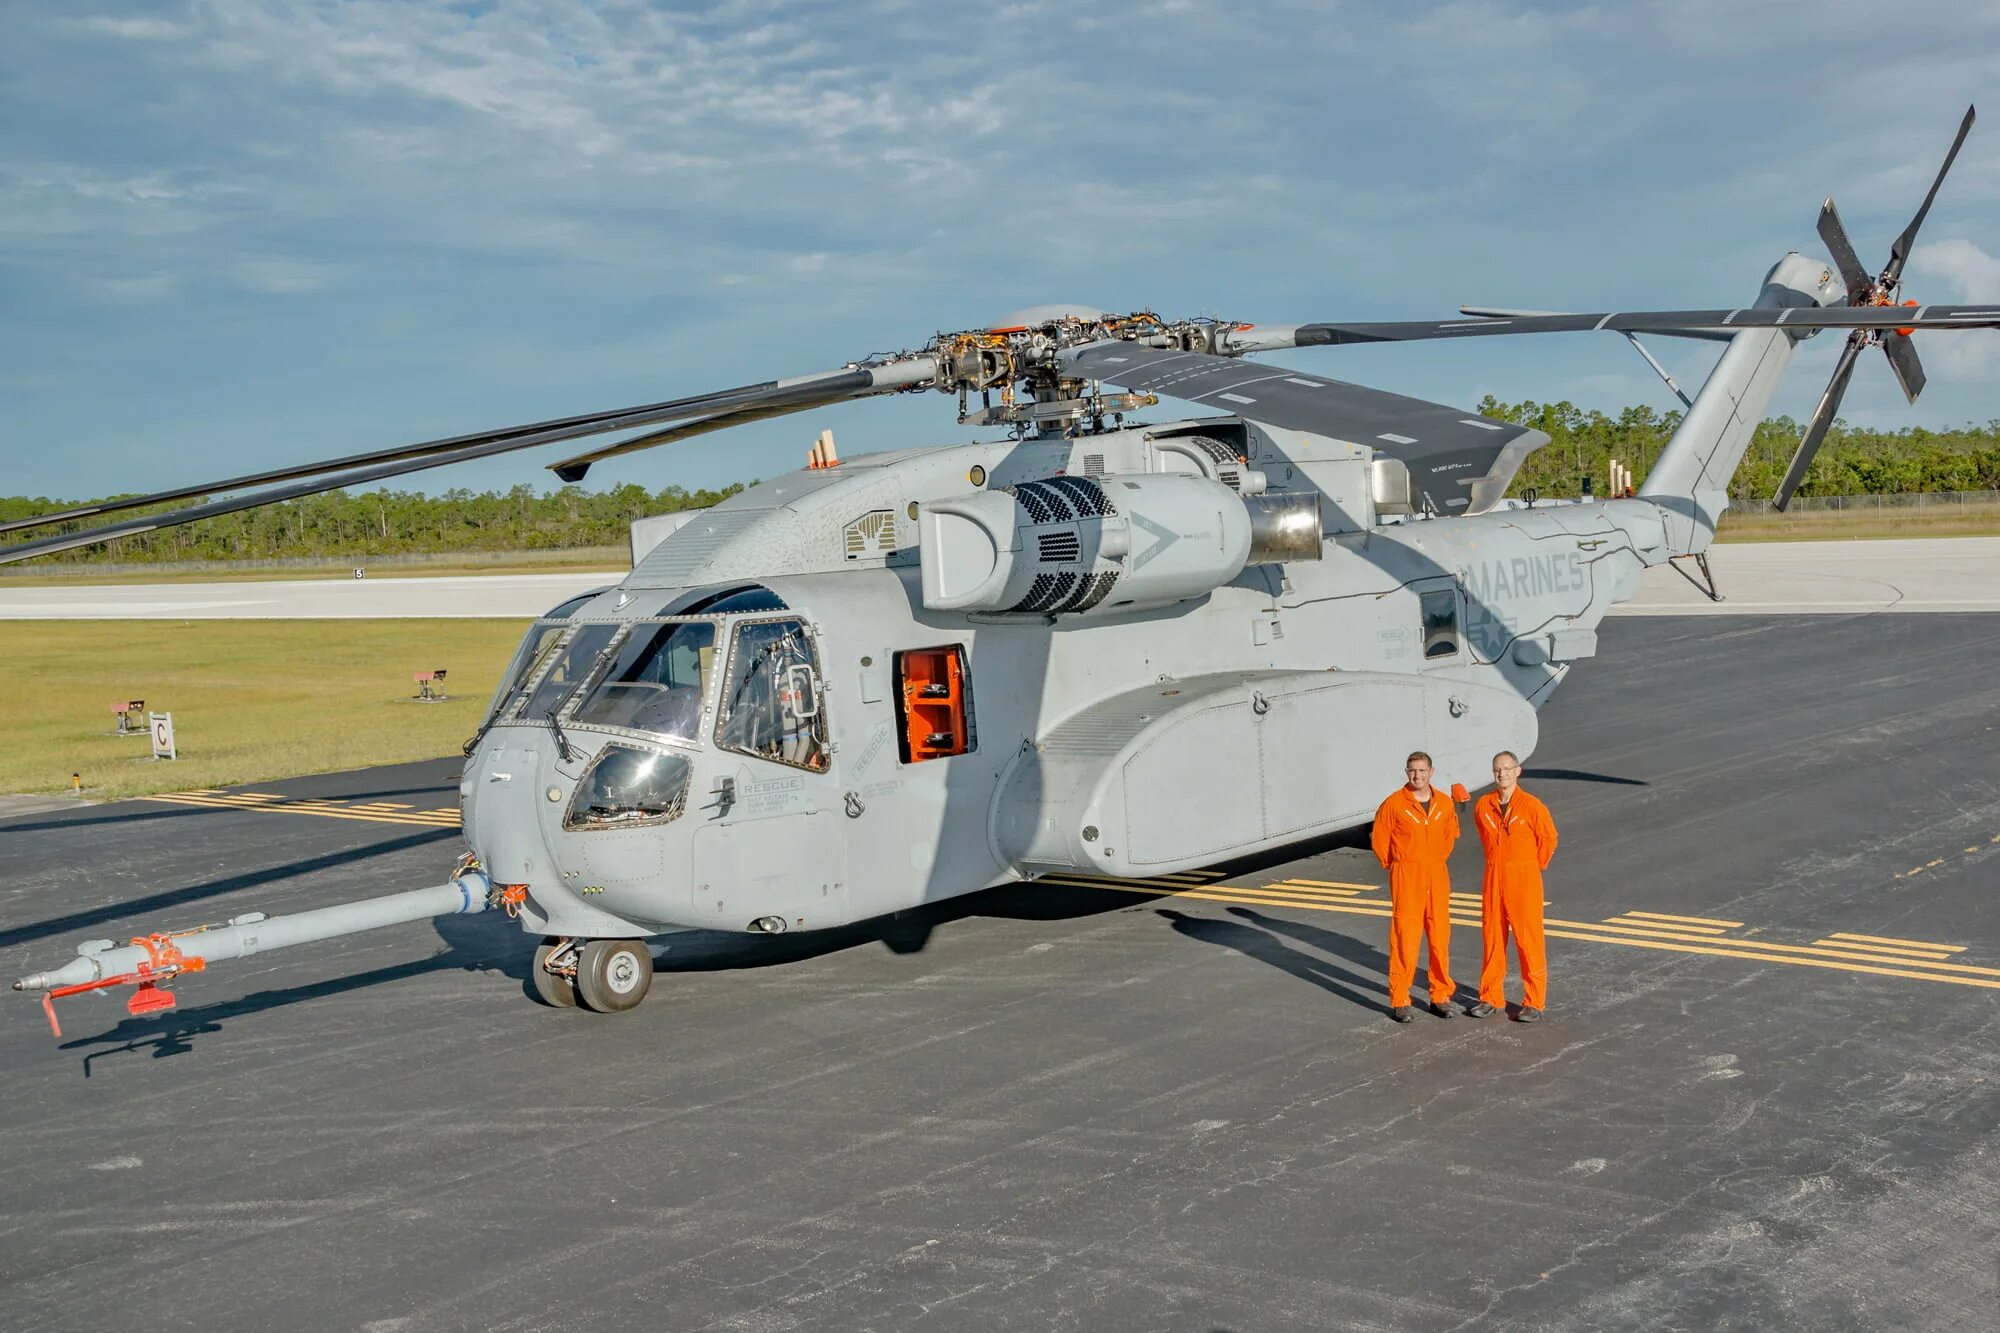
[5,0,2000,501]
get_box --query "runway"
[2,614,1997,1330]
[0,535,1994,618]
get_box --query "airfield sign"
[149,711,177,761]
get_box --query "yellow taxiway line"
[1046,874,1995,991]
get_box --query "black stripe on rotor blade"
[0,369,876,537]
[1293,305,2000,343]
[0,370,885,566]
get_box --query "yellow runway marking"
[1603,915,1728,936]
[1268,882,1368,898]
[1622,909,1745,928]
[1046,876,1998,991]
[141,792,460,829]
[1277,878,1379,890]
[1806,941,1961,965]
[1540,929,2000,990]
[1812,938,1954,960]
[1825,931,1964,953]
[1550,918,1736,943]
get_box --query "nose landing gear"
[533,936,655,1012]
[531,937,580,1008]
[576,938,654,1012]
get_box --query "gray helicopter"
[12,108,1999,1025]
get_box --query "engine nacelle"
[919,474,1320,617]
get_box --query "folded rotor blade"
[1886,104,1975,285]
[1264,304,2000,346]
[544,369,931,483]
[1881,331,1927,404]
[1816,198,1872,298]
[1774,332,1865,511]
[0,362,927,537]
[0,358,938,564]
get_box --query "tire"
[530,939,578,1008]
[575,938,653,1013]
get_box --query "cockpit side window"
[570,620,716,743]
[489,620,569,721]
[715,617,828,771]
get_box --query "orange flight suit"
[1371,786,1459,1009]
[1474,786,1558,1010]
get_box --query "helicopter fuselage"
[461,418,1668,941]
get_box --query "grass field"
[1714,504,2000,542]
[0,619,529,799]
[0,547,627,587]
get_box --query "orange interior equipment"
[896,646,972,762]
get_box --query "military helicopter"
[12,108,1999,1027]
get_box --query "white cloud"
[236,259,333,295]
[1907,237,2000,380]
[82,272,184,304]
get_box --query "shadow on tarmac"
[1158,906,1395,1017]
[0,828,463,951]
[1524,767,1649,787]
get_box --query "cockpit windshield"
[570,620,715,742]
[516,624,619,720]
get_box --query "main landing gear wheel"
[531,938,578,1008]
[575,938,653,1013]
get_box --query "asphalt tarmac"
[2,614,1996,1331]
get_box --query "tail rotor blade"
[1885,104,1975,284]
[1881,332,1927,404]
[1775,332,1865,510]
[1816,197,1871,298]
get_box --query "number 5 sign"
[149,711,178,761]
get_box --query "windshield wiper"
[546,684,581,763]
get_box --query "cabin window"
[1420,589,1459,660]
[895,645,976,762]
[715,617,829,771]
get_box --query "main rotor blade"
[1259,303,2000,346]
[1774,332,1865,511]
[1460,306,1732,341]
[0,362,924,537]
[1816,197,1871,298]
[1886,104,1975,285]
[547,388,899,484]
[0,359,938,565]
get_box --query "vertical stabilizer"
[1638,254,1844,553]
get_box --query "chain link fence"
[1729,489,2000,516]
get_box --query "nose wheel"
[574,938,654,1013]
[530,938,579,1008]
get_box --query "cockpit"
[480,585,829,772]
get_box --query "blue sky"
[5,0,2000,501]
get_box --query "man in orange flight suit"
[1370,750,1459,1024]
[1468,750,1558,1023]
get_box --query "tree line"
[1479,398,2000,498]
[0,482,745,566]
[7,405,2000,566]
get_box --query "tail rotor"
[1776,105,1975,509]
